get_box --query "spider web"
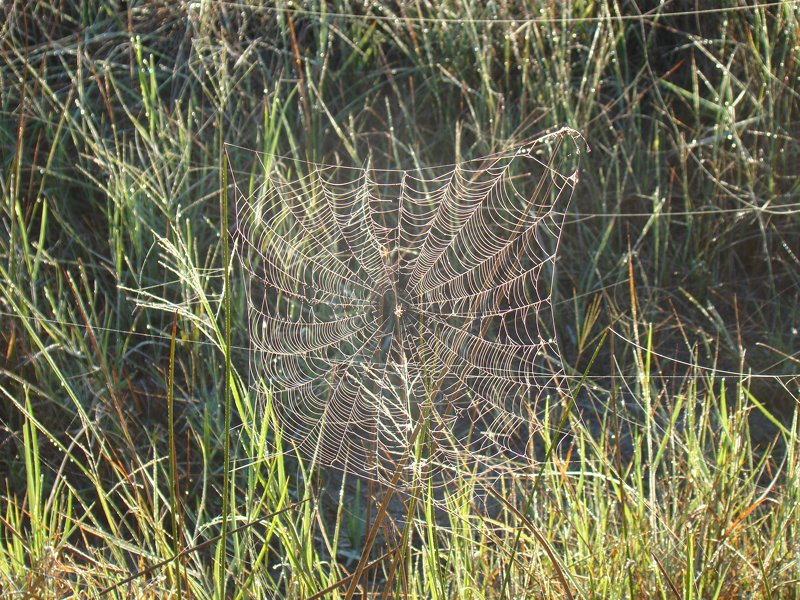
[231,128,581,487]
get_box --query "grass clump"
[1,1,798,597]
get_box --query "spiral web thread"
[231,128,580,487]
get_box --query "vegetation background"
[1,0,798,597]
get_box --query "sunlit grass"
[1,1,798,597]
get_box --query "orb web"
[231,129,581,487]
